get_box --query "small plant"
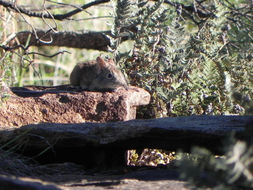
[0,52,15,100]
[178,123,253,190]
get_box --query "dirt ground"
[2,168,188,190]
[0,148,189,190]
[0,158,189,190]
[50,166,188,190]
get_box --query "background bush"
[110,0,253,117]
[0,1,253,188]
[1,0,252,117]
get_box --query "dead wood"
[8,30,111,51]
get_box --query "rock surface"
[0,167,188,190]
[0,148,188,190]
[0,86,150,127]
[0,115,251,167]
[3,115,250,149]
[0,176,61,190]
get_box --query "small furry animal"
[70,56,128,92]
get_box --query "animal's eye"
[107,73,113,79]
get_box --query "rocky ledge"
[0,85,150,127]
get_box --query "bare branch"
[7,30,111,51]
[46,0,87,10]
[0,44,27,51]
[164,0,216,19]
[26,50,71,58]
[0,0,110,20]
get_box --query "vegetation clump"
[178,121,253,190]
[110,0,253,117]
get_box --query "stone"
[0,86,150,127]
[0,115,251,168]
[0,176,60,190]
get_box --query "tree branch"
[7,30,111,51]
[0,0,110,20]
[0,0,215,21]
[26,50,71,58]
[0,0,216,52]
[164,0,216,19]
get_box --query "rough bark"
[9,30,111,51]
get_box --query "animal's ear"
[96,57,108,72]
[97,57,107,66]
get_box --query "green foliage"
[1,0,252,117]
[0,52,15,100]
[0,52,14,87]
[111,0,176,117]
[110,0,133,60]
[110,0,253,117]
[178,127,253,190]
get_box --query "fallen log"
[0,115,252,168]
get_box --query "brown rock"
[0,86,150,127]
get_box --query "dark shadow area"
[0,144,182,184]
[0,125,183,185]
[0,176,62,190]
[10,85,82,97]
[10,85,115,98]
[1,116,248,188]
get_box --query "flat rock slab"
[4,115,250,149]
[0,115,252,167]
[0,86,150,127]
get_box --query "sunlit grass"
[1,0,116,86]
